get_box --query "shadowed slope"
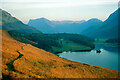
[81,8,119,38]
[2,30,118,78]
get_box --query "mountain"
[2,30,118,78]
[27,8,119,39]
[81,8,119,38]
[0,9,40,33]
[28,17,56,33]
[75,18,103,33]
[28,18,102,34]
[51,18,102,33]
[1,9,95,53]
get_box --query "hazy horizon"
[0,0,119,23]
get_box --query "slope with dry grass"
[2,30,118,78]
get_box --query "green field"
[52,40,91,53]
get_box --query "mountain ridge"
[28,17,103,34]
[0,9,40,34]
[81,8,119,38]
[27,8,119,39]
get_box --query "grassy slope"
[2,30,118,78]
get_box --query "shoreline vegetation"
[54,49,92,54]
[52,40,93,54]
[54,38,120,54]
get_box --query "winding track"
[7,51,23,71]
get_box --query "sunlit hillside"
[2,30,118,78]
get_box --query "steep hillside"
[0,9,40,33]
[2,30,118,78]
[81,8,119,38]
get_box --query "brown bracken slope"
[2,30,118,78]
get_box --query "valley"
[0,7,119,79]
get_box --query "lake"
[57,44,119,71]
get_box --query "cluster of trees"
[8,31,95,53]
[8,31,62,52]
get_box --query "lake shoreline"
[54,49,92,54]
[54,42,120,54]
[57,44,119,71]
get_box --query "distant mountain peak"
[87,18,103,22]
[29,17,51,23]
[37,17,48,20]
[81,8,119,38]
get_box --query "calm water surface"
[58,44,119,71]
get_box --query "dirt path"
[7,51,23,71]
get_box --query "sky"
[0,0,119,23]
